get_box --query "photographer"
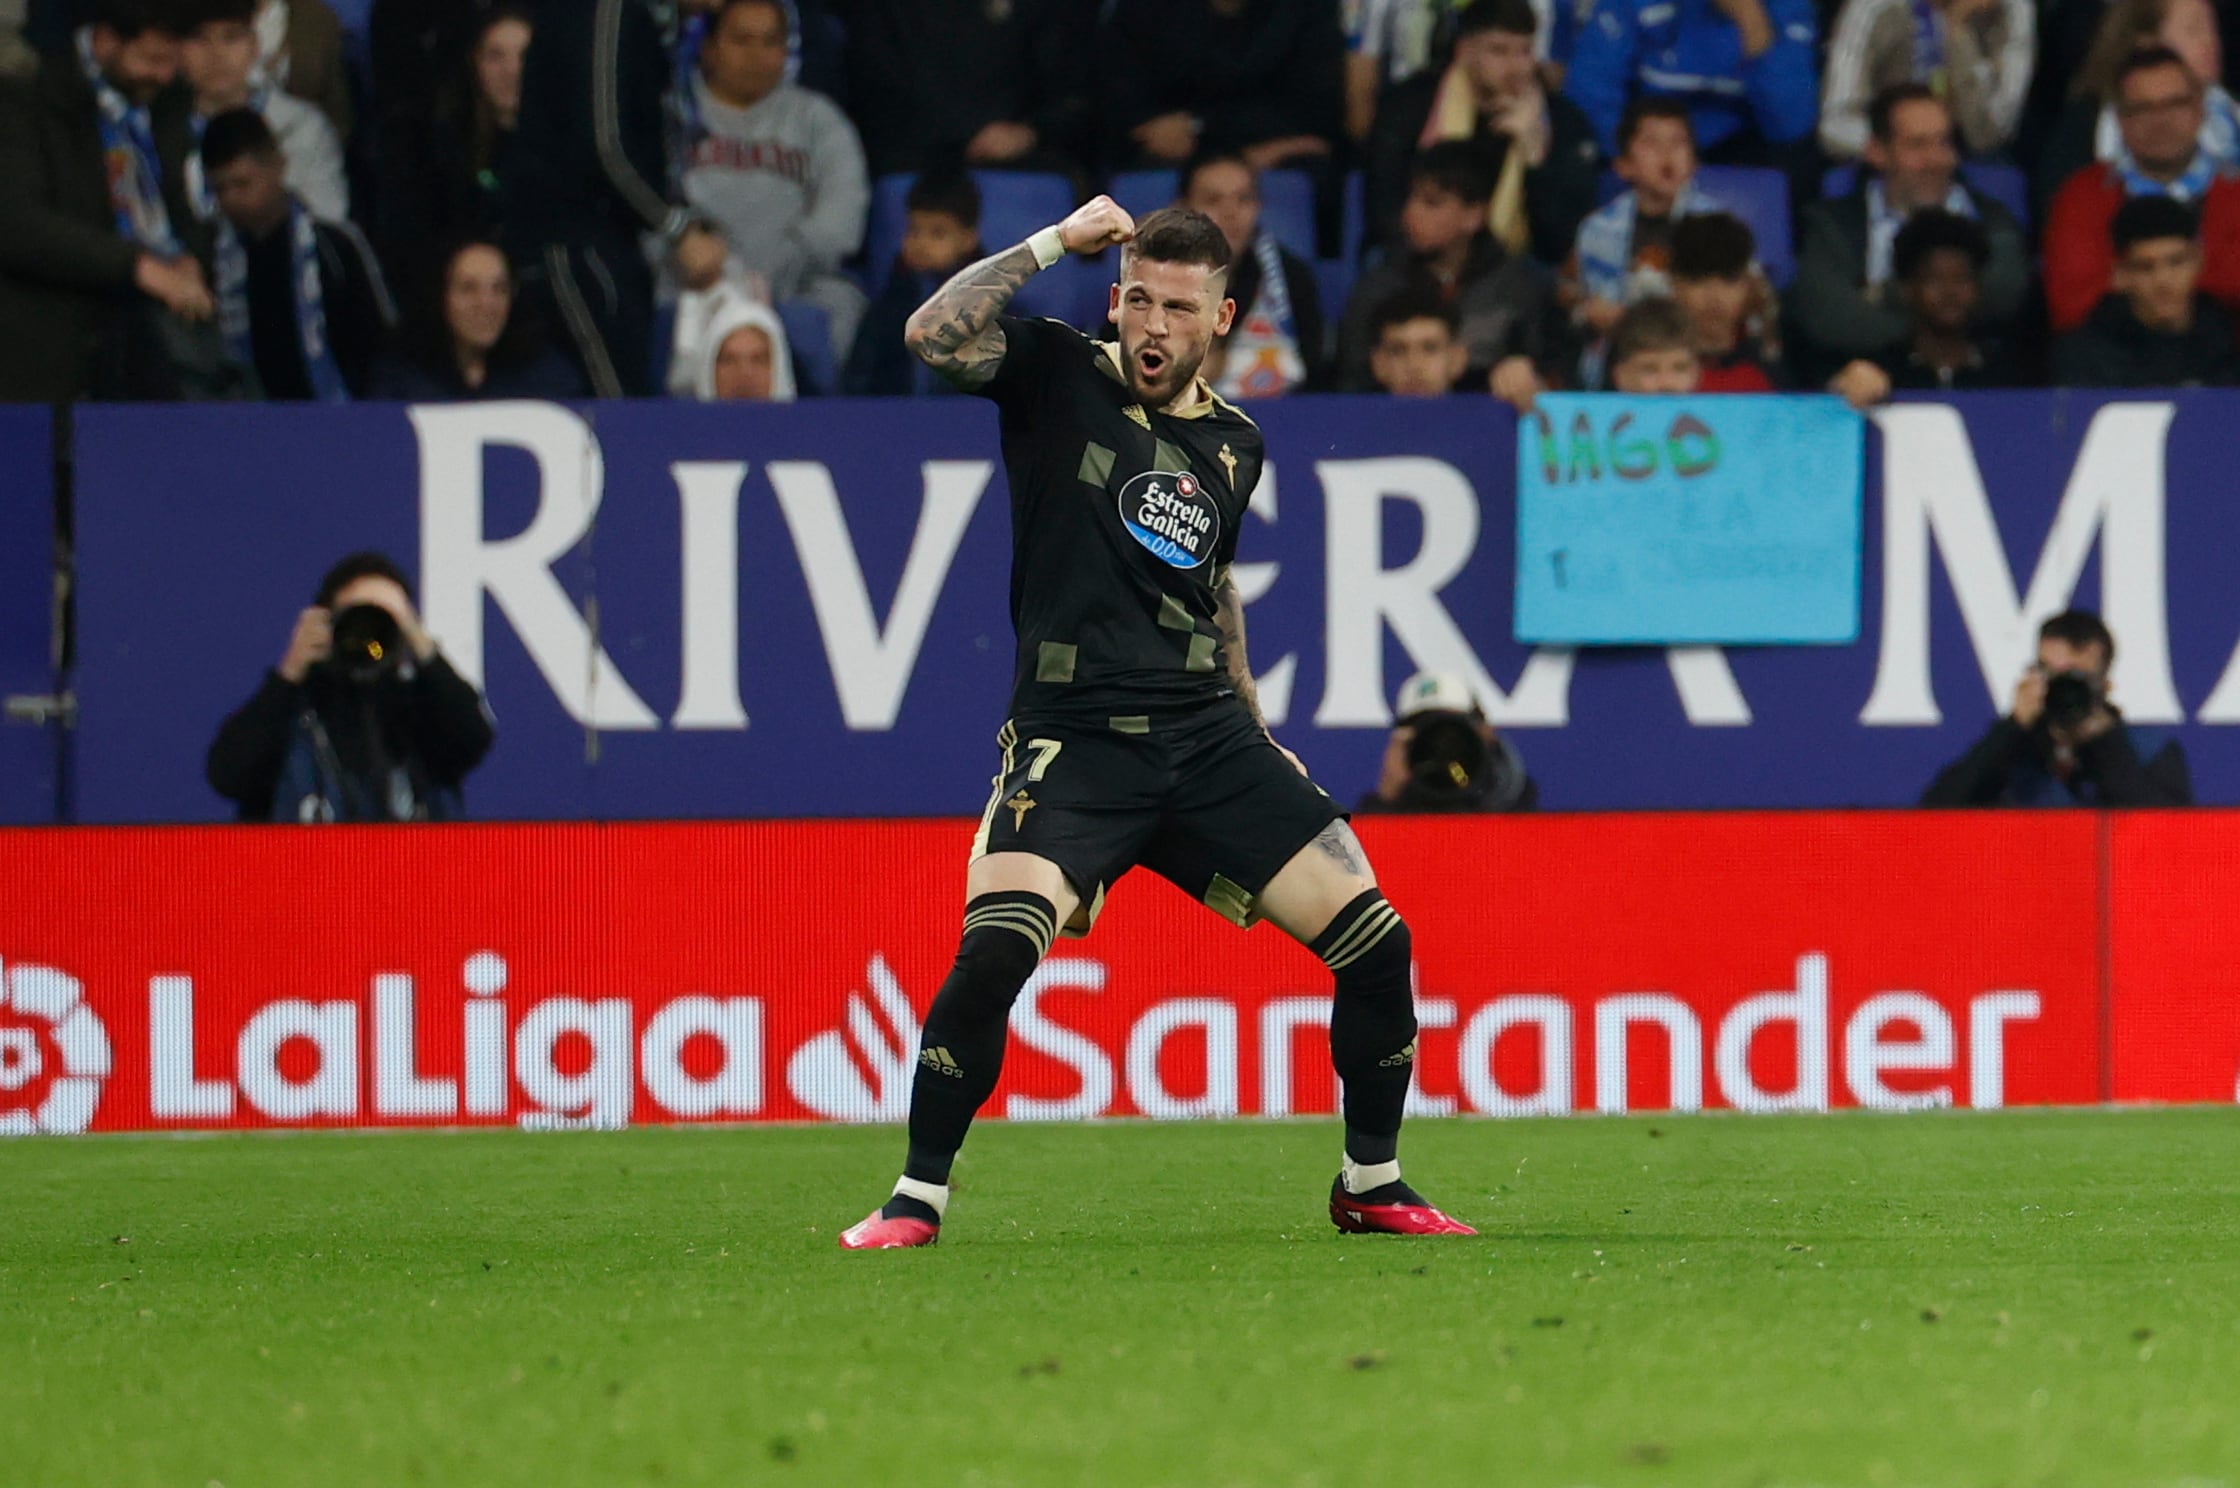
[206,553,495,821]
[1357,671,1538,815]
[1921,609,2192,808]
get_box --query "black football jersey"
[971,315,1268,726]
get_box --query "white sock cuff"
[1342,1158,1402,1194]
[893,1176,950,1218]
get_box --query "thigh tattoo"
[1311,820,1369,876]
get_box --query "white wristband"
[1028,226,1066,270]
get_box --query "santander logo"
[784,955,920,1122]
[0,957,110,1135]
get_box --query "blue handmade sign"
[1514,394,1864,644]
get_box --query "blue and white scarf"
[1574,178,1719,303]
[1214,233,1306,400]
[77,28,180,255]
[2117,146,2221,202]
[1865,177,1977,288]
[2098,84,2240,178]
[215,198,349,402]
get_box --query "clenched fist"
[1057,196,1137,256]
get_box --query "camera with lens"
[326,603,406,686]
[2041,669,2103,731]
[1405,712,1494,801]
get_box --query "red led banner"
[0,814,2224,1135]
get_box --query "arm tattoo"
[1213,572,1264,726]
[902,242,1042,390]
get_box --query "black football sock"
[1313,889,1417,1172]
[896,890,1057,1191]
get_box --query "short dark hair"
[2117,44,2197,94]
[199,107,281,175]
[1609,296,1695,363]
[713,0,788,35]
[1179,148,1254,202]
[1893,208,1990,282]
[1371,286,1459,340]
[2111,192,2199,252]
[316,552,413,609]
[1617,97,1694,155]
[1869,81,1944,144]
[905,168,981,230]
[1670,212,1755,279]
[1123,207,1232,277]
[92,0,188,39]
[1455,0,1538,39]
[185,0,256,29]
[2040,608,2115,663]
[1411,141,1496,206]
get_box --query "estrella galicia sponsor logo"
[1118,469,1220,569]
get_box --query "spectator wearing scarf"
[202,109,392,401]
[1182,150,1328,398]
[0,1,214,402]
[2045,46,2240,330]
[2034,0,2236,206]
[179,0,348,224]
[1819,0,2035,158]
[1366,0,1602,265]
[1791,83,2028,364]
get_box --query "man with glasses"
[2045,44,2240,331]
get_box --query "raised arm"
[904,194,1136,389]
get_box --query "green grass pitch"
[5,1109,2236,1487]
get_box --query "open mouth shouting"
[1136,345,1170,384]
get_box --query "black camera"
[2042,669,2103,730]
[1404,712,1497,803]
[328,604,405,685]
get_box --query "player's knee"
[934,891,1057,1021]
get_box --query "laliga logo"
[785,954,919,1121]
[0,957,110,1135]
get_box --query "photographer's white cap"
[1395,670,1481,721]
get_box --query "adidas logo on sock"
[1378,1040,1418,1069]
[919,1046,965,1078]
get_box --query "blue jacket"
[1564,0,1819,156]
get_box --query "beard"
[1121,333,1206,407]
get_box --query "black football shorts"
[970,698,1346,933]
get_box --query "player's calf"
[1312,890,1475,1236]
[841,890,1057,1249]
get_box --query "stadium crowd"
[5,0,2240,407]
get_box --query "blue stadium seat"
[1313,257,1357,343]
[1961,161,2030,227]
[778,300,836,396]
[1691,166,1795,288]
[1820,161,2032,229]
[1340,169,1367,262]
[1257,169,1318,260]
[1110,169,1180,223]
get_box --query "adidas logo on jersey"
[1378,1040,1418,1069]
[919,1046,965,1078]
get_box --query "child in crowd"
[1368,288,1470,397]
[1605,296,1706,391]
[2055,193,2240,387]
[1568,99,1719,335]
[843,169,984,395]
[1669,212,1784,390]
[1829,208,2019,405]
